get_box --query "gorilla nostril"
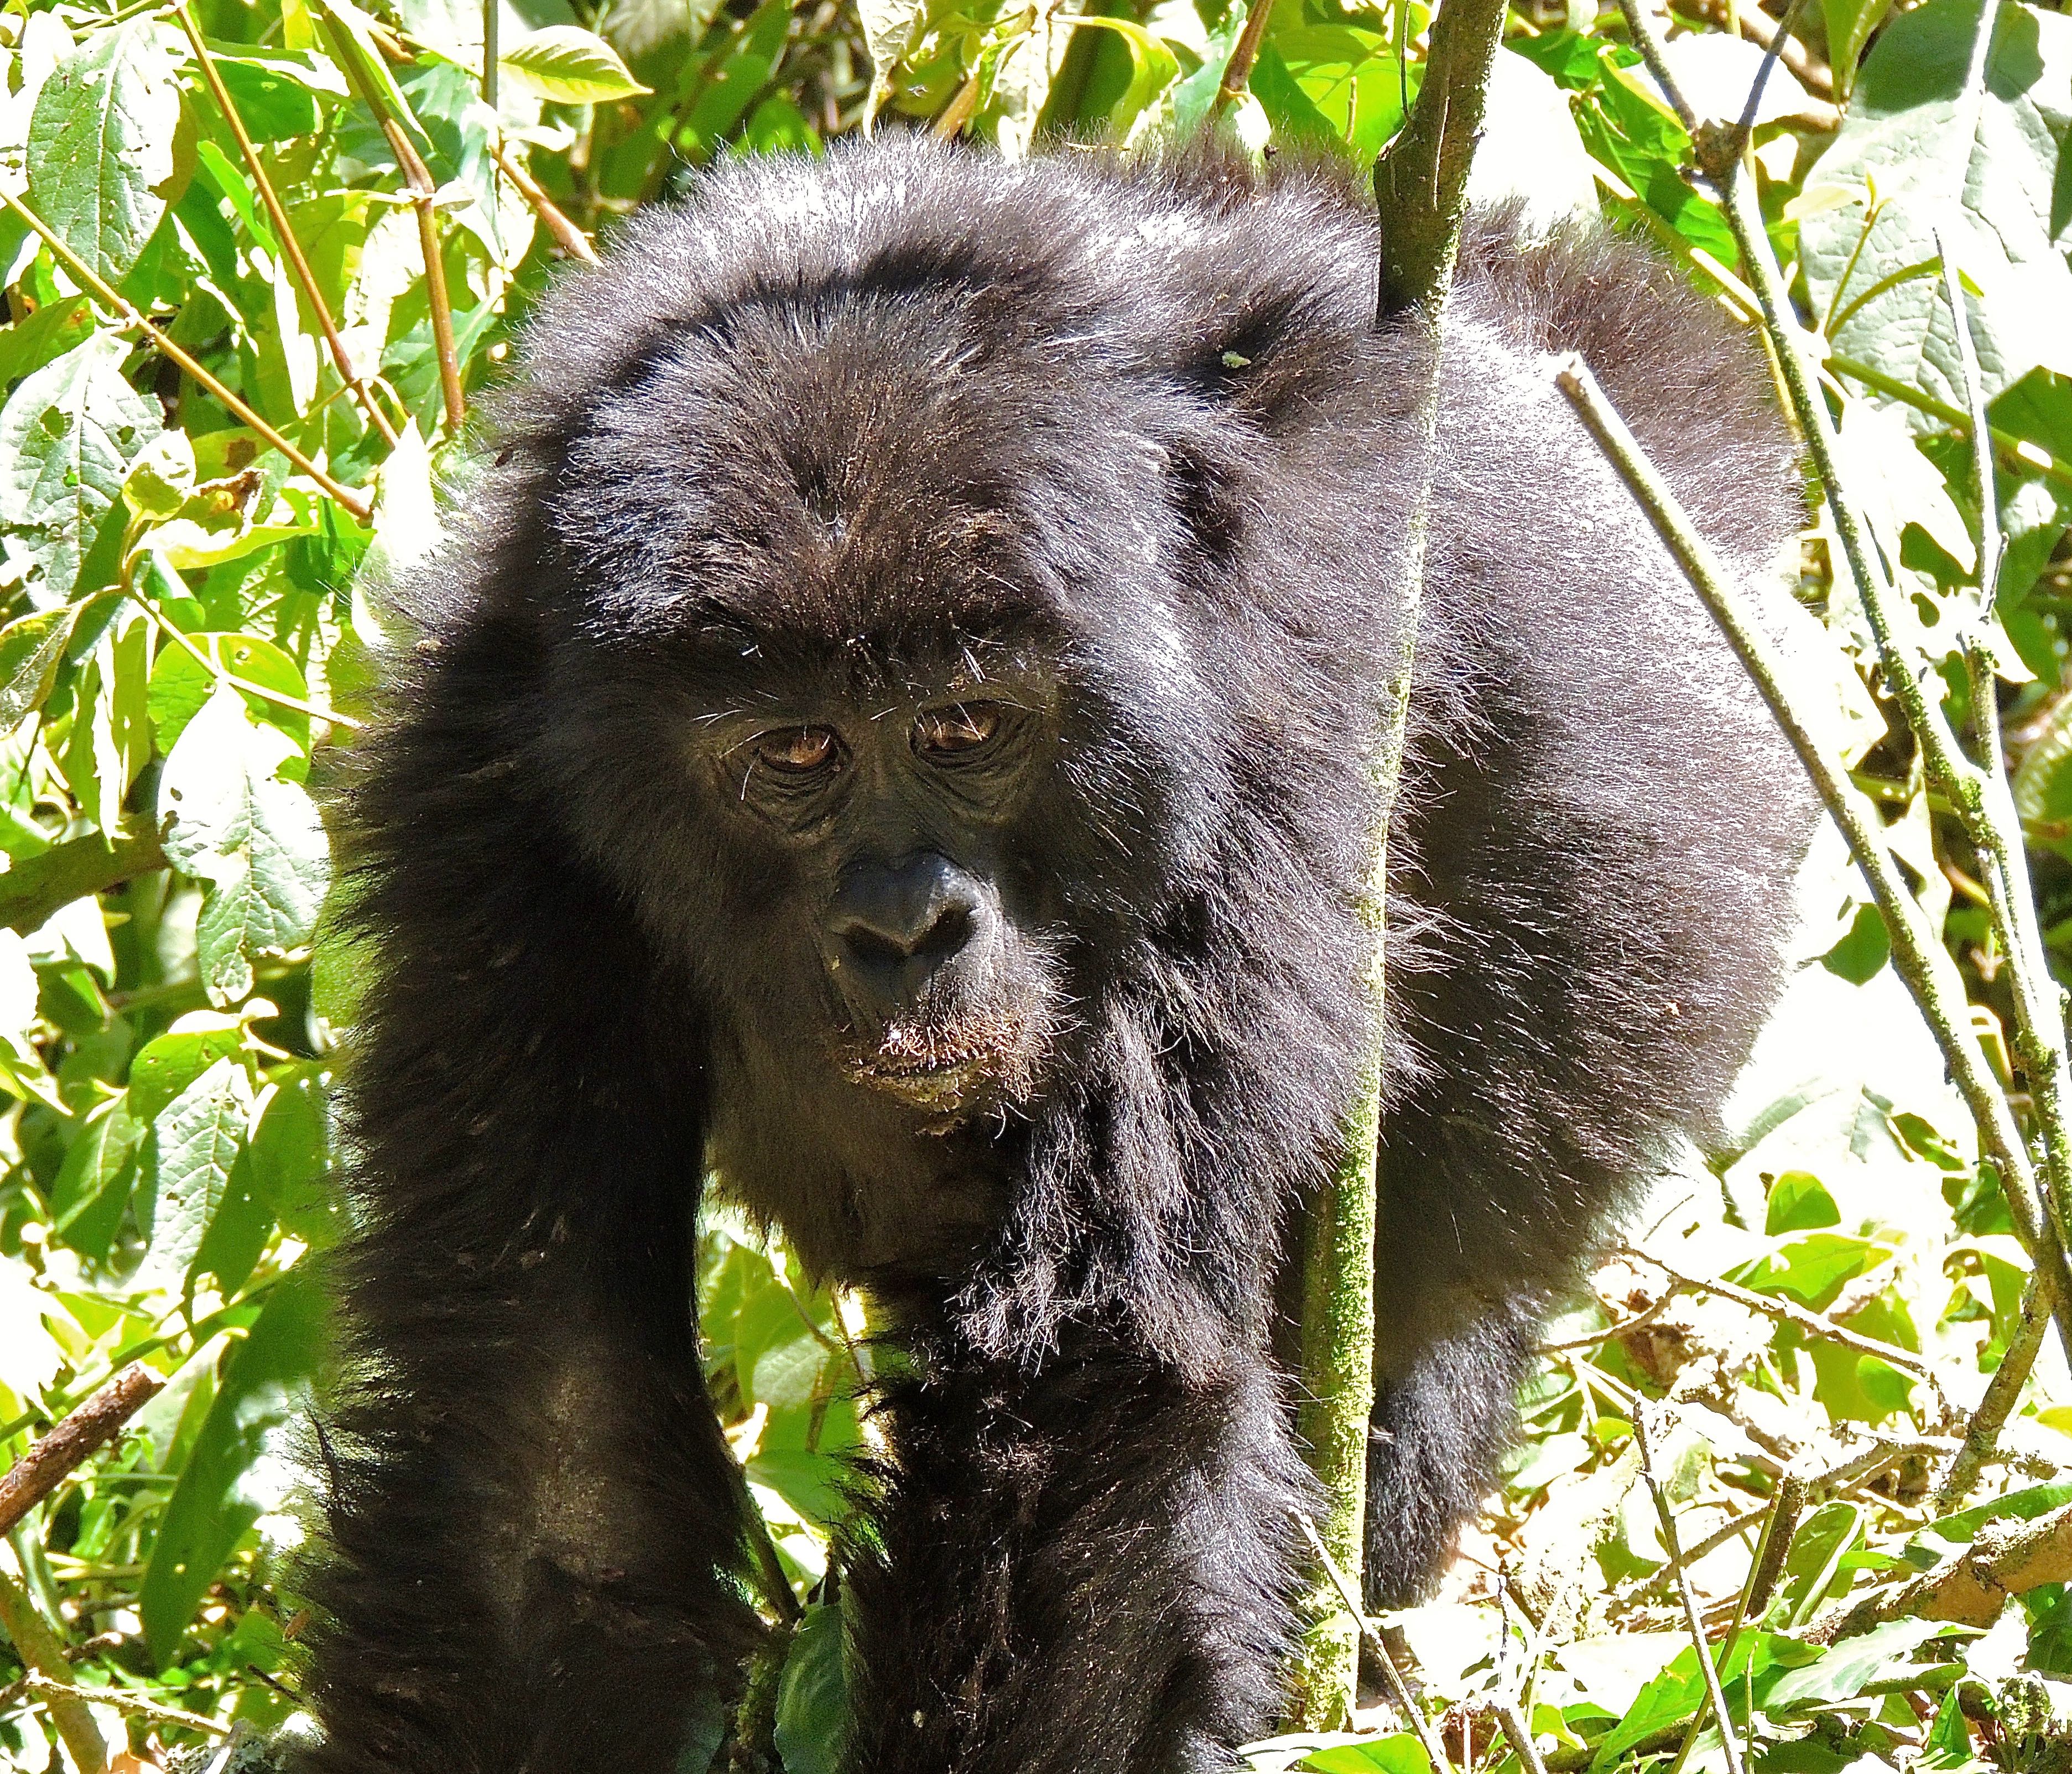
[917,902,974,961]
[842,923,912,968]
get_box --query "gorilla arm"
[294,611,759,1774]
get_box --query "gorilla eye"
[914,703,1001,758]
[756,725,841,773]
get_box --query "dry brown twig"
[174,4,400,447]
[0,1364,163,1538]
[491,137,599,265]
[1617,1249,1953,1420]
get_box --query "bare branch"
[0,1364,163,1536]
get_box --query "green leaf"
[210,53,327,141]
[0,605,79,730]
[160,686,331,1006]
[1802,0,2072,433]
[1820,902,1891,982]
[1728,1232,1892,1308]
[0,297,94,391]
[48,1095,144,1261]
[1303,1735,1434,1772]
[0,332,163,607]
[247,1064,341,1249]
[1765,1172,1842,1235]
[500,25,650,101]
[129,1022,248,1126]
[1265,28,1411,160]
[1065,17,1179,142]
[856,0,928,118]
[1251,43,1342,154]
[147,631,313,755]
[141,1267,326,1667]
[773,1602,849,1774]
[1821,0,1896,100]
[137,1054,257,1293]
[1764,1618,1969,1709]
[27,18,185,285]
[313,0,430,143]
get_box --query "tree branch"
[0,822,170,937]
[0,1365,163,1538]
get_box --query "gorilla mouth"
[842,1011,1045,1118]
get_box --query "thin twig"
[0,191,373,521]
[1632,1403,1746,1774]
[320,7,466,430]
[1936,1282,2050,1507]
[0,1570,105,1772]
[173,4,399,448]
[1538,1294,1676,1353]
[0,1365,163,1539]
[127,584,365,731]
[491,139,597,264]
[1491,1698,1550,1774]
[27,1673,231,1736]
[1298,1515,1457,1774]
[0,1632,123,1713]
[1554,356,2072,1352]
[1667,1471,1804,1774]
[1212,0,1278,110]
[1618,1247,1947,1402]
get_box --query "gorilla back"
[303,137,1814,1774]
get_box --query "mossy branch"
[0,821,170,937]
[1611,0,2071,1461]
[1554,353,2072,1465]
[1284,0,1510,1728]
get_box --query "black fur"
[298,136,1813,1774]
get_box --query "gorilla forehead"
[544,287,1196,690]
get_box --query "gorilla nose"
[826,853,988,1016]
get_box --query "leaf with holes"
[25,18,184,283]
[137,1055,257,1294]
[0,332,161,607]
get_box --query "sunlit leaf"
[0,331,162,606]
[25,18,184,283]
[160,685,330,1006]
[501,24,651,101]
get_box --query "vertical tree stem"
[1283,0,1508,1728]
[320,11,468,430]
[482,0,499,113]
[0,1566,105,1773]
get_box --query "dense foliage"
[0,0,2065,1763]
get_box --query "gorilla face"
[690,658,1069,1126]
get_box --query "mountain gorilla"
[299,136,1813,1773]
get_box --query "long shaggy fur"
[297,134,1813,1774]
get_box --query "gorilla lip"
[842,1008,1046,1115]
